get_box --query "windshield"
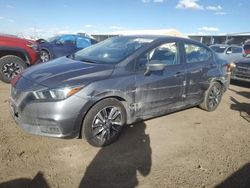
[73,36,154,64]
[210,45,227,53]
[47,35,61,42]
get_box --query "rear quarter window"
[76,37,91,48]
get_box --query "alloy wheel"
[208,85,221,109]
[92,106,123,144]
[40,51,50,62]
[2,62,22,79]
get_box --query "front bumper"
[9,87,90,138]
[231,66,250,82]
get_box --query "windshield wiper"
[67,54,76,60]
[77,57,101,64]
[67,54,106,64]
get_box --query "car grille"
[233,65,250,80]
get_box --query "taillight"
[11,74,22,87]
[226,62,236,73]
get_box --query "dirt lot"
[0,81,249,188]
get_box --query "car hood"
[21,57,114,89]
[236,57,250,63]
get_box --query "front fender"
[91,89,135,124]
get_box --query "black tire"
[199,82,223,112]
[0,55,27,83]
[40,50,50,62]
[82,98,127,147]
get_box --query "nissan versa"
[9,35,231,147]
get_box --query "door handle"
[175,72,183,77]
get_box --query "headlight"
[27,44,39,51]
[33,86,83,100]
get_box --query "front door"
[135,41,186,118]
[53,35,77,58]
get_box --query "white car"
[210,44,243,63]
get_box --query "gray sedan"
[9,35,230,147]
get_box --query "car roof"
[120,34,184,39]
[116,35,210,51]
[119,35,200,43]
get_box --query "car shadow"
[230,80,250,88]
[79,121,152,188]
[0,172,49,188]
[230,97,250,122]
[229,88,250,99]
[215,163,250,188]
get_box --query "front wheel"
[199,82,223,112]
[40,50,50,62]
[0,55,27,83]
[82,98,126,147]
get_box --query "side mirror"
[144,61,166,76]
[55,40,63,45]
[226,50,232,55]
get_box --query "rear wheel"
[199,82,223,112]
[82,98,126,147]
[0,55,27,83]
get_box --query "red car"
[0,34,40,83]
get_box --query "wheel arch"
[78,95,130,138]
[210,77,228,92]
[40,48,52,59]
[0,47,30,64]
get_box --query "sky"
[0,0,249,38]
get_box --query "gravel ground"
[0,81,249,188]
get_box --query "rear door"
[183,42,214,105]
[135,40,186,117]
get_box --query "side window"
[136,42,178,70]
[76,37,91,49]
[149,42,178,66]
[58,35,75,45]
[184,44,211,63]
[231,47,242,53]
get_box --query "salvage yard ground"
[0,81,250,188]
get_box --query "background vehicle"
[38,34,98,62]
[10,36,230,147]
[210,44,243,63]
[0,34,39,83]
[231,57,250,82]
